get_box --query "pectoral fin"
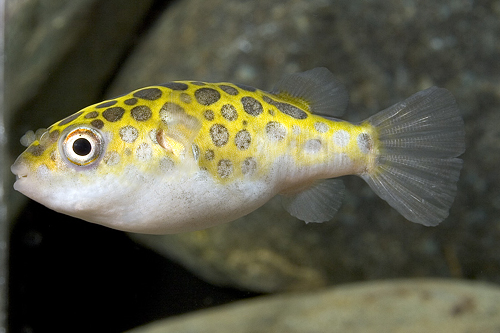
[156,101,201,158]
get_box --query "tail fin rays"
[362,87,465,226]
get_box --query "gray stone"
[117,0,500,292]
[6,0,98,113]
[8,0,155,157]
[126,279,500,333]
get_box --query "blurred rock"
[127,279,500,333]
[6,0,97,113]
[114,0,500,292]
[7,0,156,156]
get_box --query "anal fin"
[280,178,345,223]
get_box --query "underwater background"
[5,0,500,332]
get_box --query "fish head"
[10,89,199,231]
[11,122,116,218]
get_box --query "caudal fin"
[361,87,465,226]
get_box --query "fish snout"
[11,158,30,191]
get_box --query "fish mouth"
[11,159,30,191]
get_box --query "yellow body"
[11,68,465,233]
[22,82,376,184]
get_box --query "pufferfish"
[11,68,465,234]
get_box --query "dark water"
[9,201,259,333]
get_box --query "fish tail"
[360,87,465,226]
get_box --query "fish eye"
[61,127,103,166]
[73,138,92,156]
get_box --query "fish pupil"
[73,138,92,156]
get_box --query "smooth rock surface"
[8,0,156,155]
[115,0,500,292]
[127,279,500,333]
[6,0,98,113]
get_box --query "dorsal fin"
[271,67,349,118]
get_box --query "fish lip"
[11,161,28,177]
[11,160,30,190]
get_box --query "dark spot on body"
[262,96,307,119]
[242,157,257,175]
[136,143,152,161]
[217,159,233,178]
[204,149,214,161]
[58,111,84,126]
[191,81,206,86]
[131,105,152,121]
[221,104,238,121]
[357,133,373,154]
[159,157,175,172]
[235,130,251,150]
[195,88,221,106]
[95,100,117,108]
[103,151,120,166]
[204,110,214,121]
[91,119,104,129]
[133,88,163,100]
[304,139,322,154]
[28,144,46,157]
[102,107,125,122]
[241,96,263,116]
[161,82,189,91]
[84,111,99,119]
[119,125,139,143]
[219,85,239,95]
[124,98,138,105]
[314,122,329,133]
[266,121,287,141]
[210,124,229,147]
